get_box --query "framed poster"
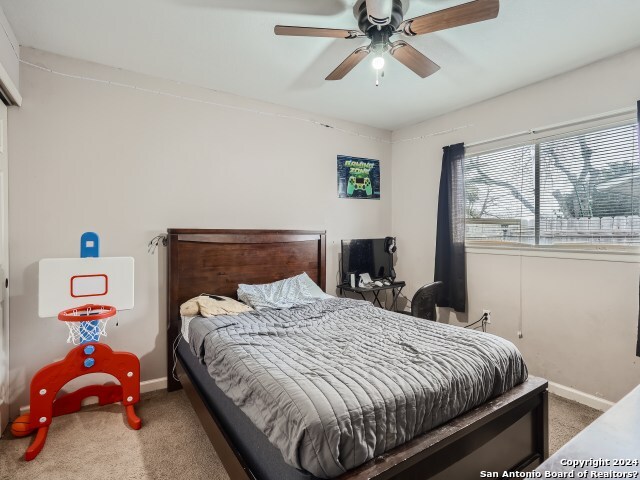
[337,155,380,199]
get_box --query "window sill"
[465,242,640,263]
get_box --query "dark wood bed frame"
[166,228,548,480]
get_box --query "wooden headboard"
[166,229,326,391]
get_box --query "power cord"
[398,291,412,306]
[148,234,167,254]
[465,313,489,332]
[171,334,181,382]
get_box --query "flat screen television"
[341,238,391,283]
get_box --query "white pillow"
[238,273,330,310]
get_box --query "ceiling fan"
[274,0,499,82]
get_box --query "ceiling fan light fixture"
[275,0,500,82]
[372,55,385,70]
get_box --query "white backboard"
[39,257,134,318]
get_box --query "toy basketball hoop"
[58,304,117,345]
[14,233,141,462]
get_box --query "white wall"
[392,47,640,403]
[0,6,19,104]
[7,47,392,413]
[9,44,640,413]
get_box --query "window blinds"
[464,122,640,246]
[538,124,639,245]
[465,145,535,243]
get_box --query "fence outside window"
[464,123,640,246]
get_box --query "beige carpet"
[1,391,601,480]
[548,392,602,453]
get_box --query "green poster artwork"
[337,155,380,199]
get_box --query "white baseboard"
[19,377,168,415]
[16,376,613,416]
[140,377,167,394]
[548,381,614,412]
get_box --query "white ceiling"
[2,0,640,130]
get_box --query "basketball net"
[58,305,117,345]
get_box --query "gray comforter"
[189,297,527,478]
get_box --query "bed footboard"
[341,377,548,479]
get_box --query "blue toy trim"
[80,232,100,258]
[80,232,101,343]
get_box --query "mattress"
[177,339,319,480]
[181,315,196,342]
[188,297,528,479]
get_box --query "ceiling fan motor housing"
[358,0,404,36]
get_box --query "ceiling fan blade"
[390,41,440,78]
[275,25,360,39]
[401,0,499,36]
[326,47,370,80]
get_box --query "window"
[465,123,640,246]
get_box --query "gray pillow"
[238,273,330,310]
[298,272,332,300]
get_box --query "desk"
[536,384,640,476]
[338,281,406,311]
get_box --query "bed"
[166,229,548,479]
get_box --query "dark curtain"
[434,143,466,312]
[637,100,640,357]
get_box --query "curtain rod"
[466,106,637,149]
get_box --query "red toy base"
[25,427,48,461]
[20,343,142,461]
[125,404,142,430]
